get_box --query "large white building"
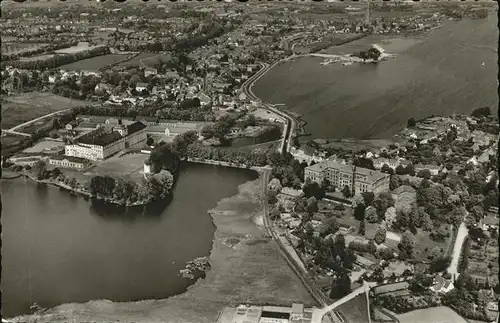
[305,160,390,195]
[65,121,147,161]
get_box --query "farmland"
[1,92,89,129]
[59,54,130,71]
[117,52,172,68]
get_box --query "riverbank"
[8,173,315,323]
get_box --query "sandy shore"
[8,174,315,323]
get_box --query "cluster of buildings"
[305,159,390,195]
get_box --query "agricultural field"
[117,52,172,68]
[467,234,499,286]
[1,92,89,129]
[59,54,130,71]
[1,42,48,55]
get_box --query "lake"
[1,163,258,318]
[253,17,498,140]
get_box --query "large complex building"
[65,121,147,161]
[305,160,390,195]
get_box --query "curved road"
[241,60,296,155]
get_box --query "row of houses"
[8,154,90,170]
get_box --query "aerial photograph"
[0,0,498,323]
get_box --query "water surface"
[254,17,498,139]
[1,163,257,318]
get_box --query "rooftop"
[393,185,416,195]
[49,155,89,164]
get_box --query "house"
[144,67,157,77]
[429,275,454,294]
[355,255,376,269]
[414,164,441,176]
[94,83,112,93]
[135,82,148,92]
[481,213,499,231]
[49,155,90,169]
[373,158,401,170]
[65,120,81,130]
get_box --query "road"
[447,219,469,277]
[8,109,70,132]
[241,60,296,155]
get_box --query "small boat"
[342,62,353,66]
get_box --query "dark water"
[254,17,498,140]
[1,163,257,318]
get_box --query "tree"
[200,124,213,138]
[471,107,491,118]
[455,272,478,291]
[407,118,416,128]
[362,192,375,206]
[374,226,387,244]
[400,230,416,258]
[381,164,395,175]
[303,181,325,200]
[148,142,179,173]
[329,273,351,299]
[358,220,366,235]
[365,206,379,223]
[306,196,319,214]
[269,207,281,220]
[354,203,366,221]
[33,160,47,180]
[51,167,61,179]
[417,169,432,179]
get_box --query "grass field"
[22,140,63,153]
[1,92,89,129]
[396,306,468,323]
[87,153,148,182]
[55,42,99,54]
[117,52,172,68]
[336,294,369,323]
[60,54,130,71]
[413,228,451,262]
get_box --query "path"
[447,220,469,276]
[311,282,377,323]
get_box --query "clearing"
[1,92,89,129]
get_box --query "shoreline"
[7,172,314,323]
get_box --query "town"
[1,1,498,323]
